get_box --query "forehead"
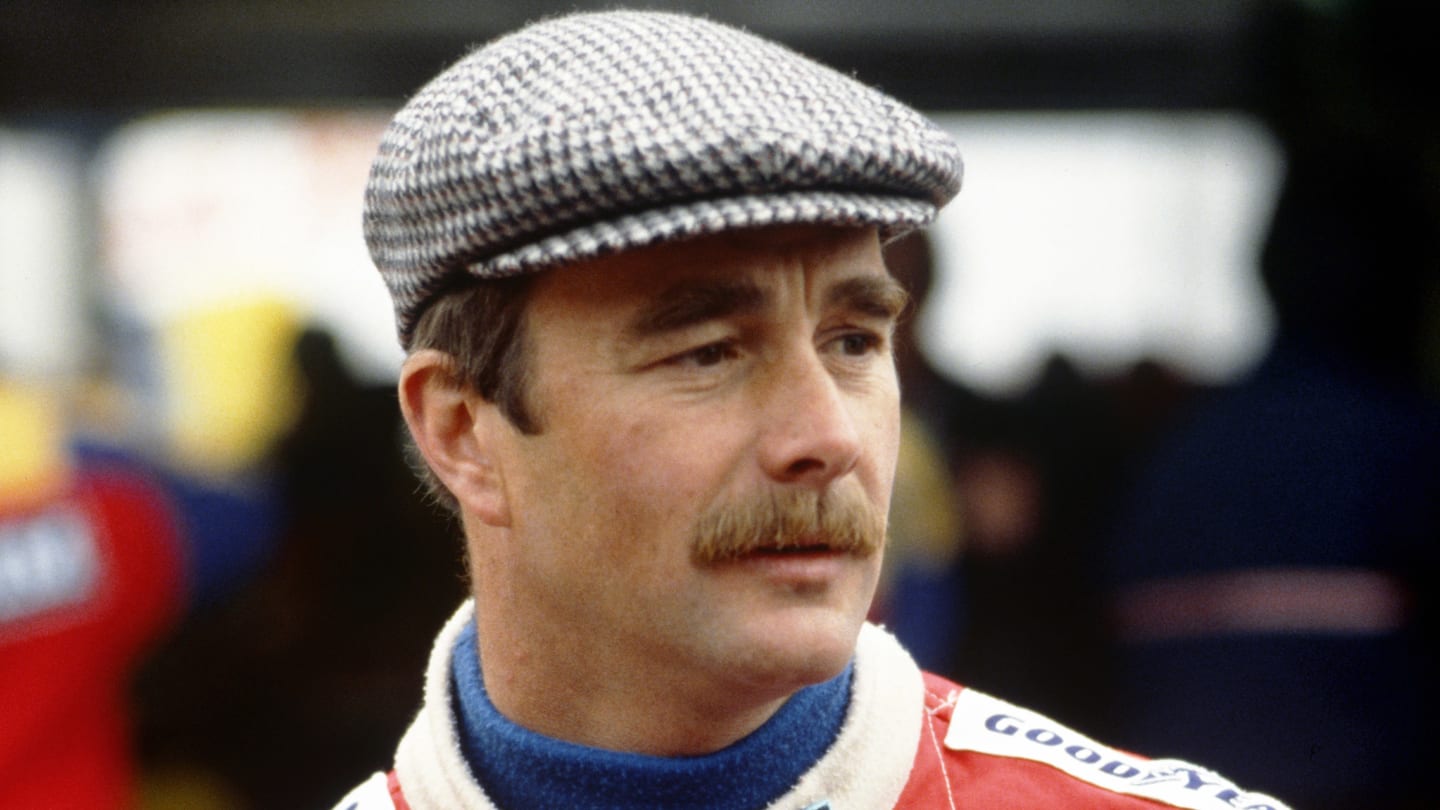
[526,225,890,321]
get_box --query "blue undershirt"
[449,619,853,810]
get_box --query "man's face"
[481,225,903,703]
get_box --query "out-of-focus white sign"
[95,110,403,383]
[0,130,85,380]
[925,112,1283,396]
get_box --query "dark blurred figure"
[875,231,966,671]
[943,354,1191,734]
[136,328,467,810]
[1100,1,1440,807]
[881,233,1197,733]
[885,230,963,443]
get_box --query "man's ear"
[398,349,512,527]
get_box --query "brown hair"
[406,275,540,513]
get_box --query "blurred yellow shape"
[889,413,964,569]
[0,381,69,508]
[158,297,302,477]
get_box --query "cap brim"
[465,190,938,280]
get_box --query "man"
[337,11,1288,810]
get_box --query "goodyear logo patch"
[943,689,1290,810]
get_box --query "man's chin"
[721,608,867,690]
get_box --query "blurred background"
[2,1,1434,809]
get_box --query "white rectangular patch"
[0,508,99,624]
[331,772,395,810]
[943,689,1289,810]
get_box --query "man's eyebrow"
[625,279,768,338]
[826,275,910,321]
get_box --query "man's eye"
[678,342,736,367]
[837,332,882,356]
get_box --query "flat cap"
[364,10,963,347]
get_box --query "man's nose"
[756,351,863,488]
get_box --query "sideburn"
[414,275,543,435]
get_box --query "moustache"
[690,486,886,565]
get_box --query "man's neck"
[450,617,854,810]
[474,613,800,755]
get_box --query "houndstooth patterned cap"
[364,10,964,347]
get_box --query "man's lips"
[725,544,854,589]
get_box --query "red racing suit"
[1,467,184,810]
[335,603,1290,810]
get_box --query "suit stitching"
[926,687,960,717]
[922,689,959,810]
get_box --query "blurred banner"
[927,112,1281,396]
[0,128,87,381]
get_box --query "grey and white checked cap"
[364,10,964,347]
